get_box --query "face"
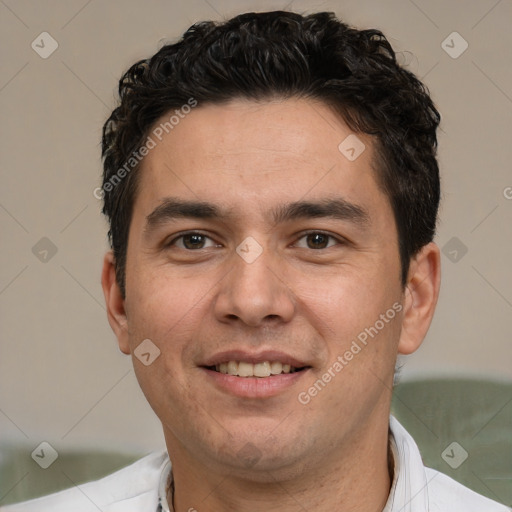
[103,97,439,479]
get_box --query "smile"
[209,361,305,377]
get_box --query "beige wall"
[1,0,511,454]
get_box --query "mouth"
[200,351,312,398]
[204,360,310,378]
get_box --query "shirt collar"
[383,415,431,512]
[157,458,172,512]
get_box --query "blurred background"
[1,0,511,507]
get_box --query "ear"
[101,251,130,355]
[398,242,441,355]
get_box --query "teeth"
[270,362,283,375]
[214,361,298,377]
[227,361,238,375]
[238,361,253,377]
[254,362,271,377]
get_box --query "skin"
[102,97,441,512]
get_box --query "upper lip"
[201,350,311,368]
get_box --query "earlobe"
[101,251,131,355]
[397,242,441,355]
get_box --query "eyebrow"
[145,198,223,233]
[144,196,370,234]
[271,198,369,227]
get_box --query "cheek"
[126,265,205,339]
[296,267,399,340]
[124,273,204,415]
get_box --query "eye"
[167,232,219,250]
[294,231,341,250]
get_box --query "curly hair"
[101,10,440,297]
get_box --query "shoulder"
[388,416,509,512]
[425,467,510,511]
[0,451,169,512]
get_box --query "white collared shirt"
[2,417,508,511]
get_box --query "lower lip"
[201,368,309,398]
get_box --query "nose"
[213,244,296,328]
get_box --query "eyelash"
[165,230,345,250]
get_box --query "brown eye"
[167,232,218,250]
[182,234,206,249]
[306,233,330,249]
[295,232,339,250]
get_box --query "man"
[4,10,508,512]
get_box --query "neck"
[166,419,392,512]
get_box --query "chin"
[207,430,312,478]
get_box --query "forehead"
[133,97,389,221]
